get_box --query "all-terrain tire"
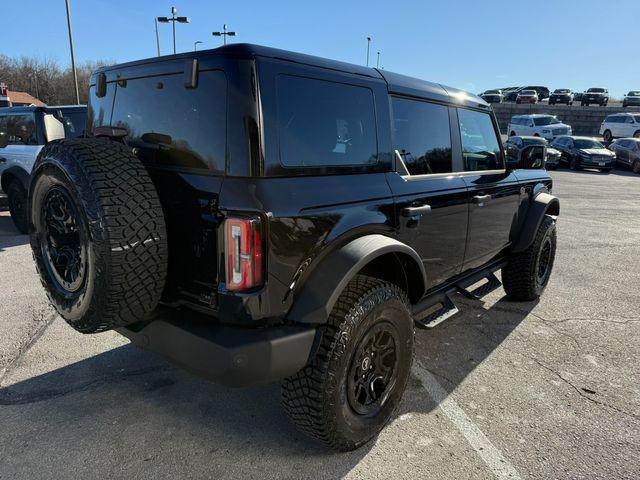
[29,138,168,333]
[503,215,557,301]
[282,274,414,451]
[7,180,29,234]
[603,130,613,143]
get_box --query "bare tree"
[0,55,112,105]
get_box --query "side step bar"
[412,271,503,329]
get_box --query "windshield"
[53,111,86,138]
[484,90,501,95]
[634,116,640,123]
[533,116,560,126]
[520,90,536,95]
[522,138,548,146]
[574,139,604,149]
[554,89,570,94]
[628,91,640,97]
[587,88,605,93]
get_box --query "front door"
[387,97,468,289]
[455,107,521,272]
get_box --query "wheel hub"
[347,322,398,416]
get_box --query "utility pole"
[376,51,380,69]
[194,40,203,51]
[157,7,191,55]
[64,0,80,105]
[366,37,371,67]
[212,24,237,45]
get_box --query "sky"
[2,0,638,98]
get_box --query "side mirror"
[43,114,66,142]
[519,145,546,169]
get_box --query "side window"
[6,114,37,145]
[391,97,452,175]
[0,116,7,147]
[457,108,504,171]
[527,119,534,127]
[110,70,227,173]
[608,116,620,124]
[624,115,634,124]
[87,81,115,132]
[276,75,377,167]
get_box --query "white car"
[507,114,572,141]
[599,113,640,142]
[0,105,86,233]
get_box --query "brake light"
[225,216,263,291]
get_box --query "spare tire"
[29,138,168,333]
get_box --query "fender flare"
[512,192,559,253]
[1,166,31,192]
[286,234,427,325]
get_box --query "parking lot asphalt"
[1,168,639,479]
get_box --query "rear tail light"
[225,216,263,292]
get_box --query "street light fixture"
[194,40,203,51]
[212,24,237,46]
[157,6,190,54]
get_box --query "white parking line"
[412,361,522,480]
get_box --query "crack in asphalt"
[0,311,57,386]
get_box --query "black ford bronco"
[28,44,559,451]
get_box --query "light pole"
[155,18,161,56]
[194,40,203,51]
[366,37,371,67]
[157,6,191,54]
[376,51,380,69]
[212,24,237,45]
[64,0,80,105]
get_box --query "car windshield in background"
[628,91,640,97]
[587,88,605,93]
[554,89,570,94]
[634,116,640,123]
[533,116,560,126]
[574,139,604,149]
[485,90,501,94]
[522,138,548,146]
[521,90,536,95]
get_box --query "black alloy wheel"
[40,185,87,294]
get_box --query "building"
[0,83,46,107]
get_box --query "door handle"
[402,204,432,217]
[472,194,492,206]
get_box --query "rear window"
[276,75,377,168]
[109,70,227,173]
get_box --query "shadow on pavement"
[0,213,28,251]
[0,294,536,477]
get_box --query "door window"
[391,97,452,175]
[457,108,504,171]
[276,74,377,168]
[4,114,37,145]
[0,116,7,147]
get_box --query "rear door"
[455,107,521,272]
[386,96,468,288]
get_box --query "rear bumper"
[117,308,316,387]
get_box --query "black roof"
[96,43,489,109]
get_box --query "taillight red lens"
[225,216,263,292]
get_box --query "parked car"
[622,91,640,108]
[548,89,574,105]
[608,138,640,173]
[550,136,615,172]
[504,136,560,170]
[507,114,572,140]
[502,87,521,102]
[526,86,550,101]
[599,113,640,142]
[0,105,87,232]
[27,43,560,451]
[516,89,539,104]
[480,89,503,103]
[581,88,609,106]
